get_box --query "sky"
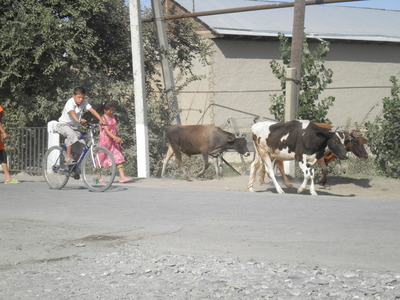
[139,0,400,11]
[283,0,400,10]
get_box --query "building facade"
[166,0,400,132]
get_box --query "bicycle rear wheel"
[82,146,116,192]
[43,145,69,189]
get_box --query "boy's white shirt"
[58,97,92,127]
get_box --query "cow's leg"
[259,162,266,185]
[315,158,329,187]
[212,156,222,178]
[218,156,224,177]
[168,147,191,179]
[248,152,262,192]
[197,153,209,177]
[276,160,293,188]
[297,158,317,195]
[259,160,293,188]
[161,146,175,177]
[264,157,285,194]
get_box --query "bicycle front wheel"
[43,145,69,189]
[82,146,116,192]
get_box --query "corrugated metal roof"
[173,0,400,43]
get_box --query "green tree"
[269,33,335,123]
[0,1,211,176]
[365,76,400,178]
[0,0,132,126]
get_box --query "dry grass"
[162,149,380,181]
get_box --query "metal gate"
[5,127,47,175]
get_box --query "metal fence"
[5,127,47,175]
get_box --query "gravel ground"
[1,243,399,300]
[2,174,400,299]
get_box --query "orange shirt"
[0,105,5,150]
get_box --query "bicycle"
[43,123,116,192]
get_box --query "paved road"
[1,179,399,273]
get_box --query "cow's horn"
[331,126,345,133]
[330,126,339,132]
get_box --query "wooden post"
[152,0,181,125]
[284,0,306,178]
[284,68,297,177]
[289,0,306,119]
[285,68,297,122]
[129,0,150,178]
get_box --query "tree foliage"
[0,1,211,176]
[269,33,335,123]
[0,0,132,126]
[365,76,400,178]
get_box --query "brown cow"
[162,125,250,178]
[316,130,368,186]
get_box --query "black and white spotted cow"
[248,120,348,195]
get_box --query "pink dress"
[98,115,125,166]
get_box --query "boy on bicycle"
[57,87,105,164]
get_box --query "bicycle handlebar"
[80,123,107,130]
[88,122,106,127]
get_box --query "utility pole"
[152,0,181,125]
[284,0,305,177]
[129,0,150,178]
[286,0,306,122]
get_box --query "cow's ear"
[317,131,333,139]
[226,136,234,142]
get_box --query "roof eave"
[212,28,400,44]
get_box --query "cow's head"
[345,131,368,160]
[323,131,348,160]
[228,135,250,157]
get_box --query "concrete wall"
[176,38,400,134]
[323,42,400,128]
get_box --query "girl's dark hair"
[97,101,115,114]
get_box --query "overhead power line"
[142,0,365,22]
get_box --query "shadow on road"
[324,176,372,188]
[256,175,373,197]
[257,187,356,197]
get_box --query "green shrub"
[269,33,335,123]
[364,76,400,178]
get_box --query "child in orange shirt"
[0,104,20,184]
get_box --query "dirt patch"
[11,172,400,200]
[78,235,124,242]
[133,175,400,200]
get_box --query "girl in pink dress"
[98,102,133,183]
